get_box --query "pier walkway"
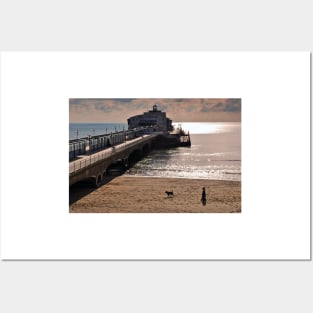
[69,132,162,187]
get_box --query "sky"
[69,98,241,123]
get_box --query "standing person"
[201,187,206,205]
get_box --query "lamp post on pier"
[87,135,91,155]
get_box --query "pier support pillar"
[95,174,102,188]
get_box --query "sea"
[69,122,241,181]
[69,123,128,139]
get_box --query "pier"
[69,105,191,187]
[69,128,190,187]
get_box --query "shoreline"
[70,175,241,213]
[123,174,241,181]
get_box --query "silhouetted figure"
[201,187,206,205]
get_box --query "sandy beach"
[69,176,241,213]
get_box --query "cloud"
[200,105,210,112]
[200,99,242,112]
[69,98,241,122]
[94,103,115,113]
[69,99,84,105]
[107,98,134,103]
[133,102,147,109]
[186,106,195,112]
[224,99,241,112]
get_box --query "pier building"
[127,104,173,133]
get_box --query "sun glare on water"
[173,122,238,134]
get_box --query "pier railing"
[69,149,111,174]
[69,133,160,174]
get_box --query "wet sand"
[69,176,241,213]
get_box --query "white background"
[0,1,312,313]
[1,51,310,260]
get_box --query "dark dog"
[165,190,174,197]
